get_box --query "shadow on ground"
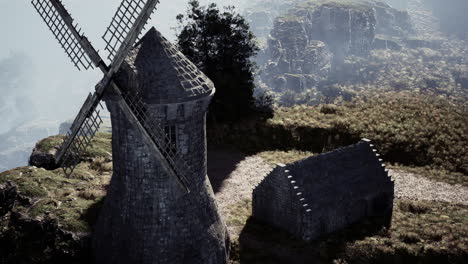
[207,149,246,193]
[235,215,391,264]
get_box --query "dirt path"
[391,169,468,205]
[209,151,468,227]
[207,150,271,236]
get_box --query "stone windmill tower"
[31,0,229,263]
[94,28,229,264]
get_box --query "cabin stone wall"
[253,164,305,236]
[253,140,394,241]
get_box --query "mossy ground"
[1,94,466,262]
[35,135,64,153]
[209,92,468,185]
[0,133,112,233]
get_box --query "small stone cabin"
[252,139,394,241]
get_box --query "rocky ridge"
[253,0,467,107]
[257,0,414,101]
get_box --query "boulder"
[28,136,63,170]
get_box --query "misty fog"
[0,0,466,172]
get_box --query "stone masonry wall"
[253,139,394,241]
[253,164,305,236]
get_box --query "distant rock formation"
[243,0,298,41]
[258,0,413,98]
[372,0,413,37]
[264,36,332,92]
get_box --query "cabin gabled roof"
[276,140,390,207]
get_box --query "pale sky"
[0,0,247,132]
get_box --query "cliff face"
[372,0,413,37]
[266,0,413,63]
[299,2,376,62]
[243,0,298,42]
[264,30,332,92]
[258,0,415,100]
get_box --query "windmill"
[32,1,230,263]
[31,0,190,192]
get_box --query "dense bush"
[176,0,260,122]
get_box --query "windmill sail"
[31,0,191,192]
[59,100,104,176]
[31,0,103,70]
[103,0,159,62]
[54,93,104,166]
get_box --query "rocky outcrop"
[243,0,298,41]
[295,1,376,62]
[59,120,73,135]
[371,0,413,37]
[261,0,378,93]
[29,149,58,170]
[258,0,414,100]
[244,10,275,40]
[264,34,332,91]
[0,133,112,263]
[28,137,62,170]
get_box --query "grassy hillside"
[1,92,466,263]
[0,133,111,263]
[209,92,468,185]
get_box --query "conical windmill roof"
[118,27,215,104]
